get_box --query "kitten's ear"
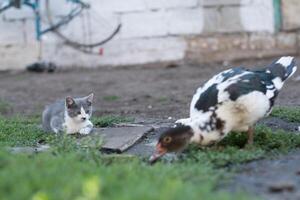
[66,96,75,108]
[86,93,94,105]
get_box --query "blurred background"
[1,0,299,69]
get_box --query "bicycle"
[0,0,121,56]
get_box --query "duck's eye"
[77,111,81,115]
[163,136,172,143]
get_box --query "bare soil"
[0,57,299,119]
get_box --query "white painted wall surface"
[0,0,274,70]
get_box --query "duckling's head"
[149,124,193,164]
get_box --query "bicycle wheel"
[44,0,121,55]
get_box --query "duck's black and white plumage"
[149,57,297,163]
[175,56,297,145]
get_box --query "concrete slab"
[88,125,154,153]
[125,127,167,157]
[8,145,51,154]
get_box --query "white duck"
[150,56,297,163]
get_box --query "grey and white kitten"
[42,93,94,134]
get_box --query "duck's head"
[149,124,193,164]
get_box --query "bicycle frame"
[0,0,88,40]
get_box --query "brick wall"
[0,0,297,70]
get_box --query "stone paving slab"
[125,125,171,157]
[9,145,51,154]
[91,125,154,153]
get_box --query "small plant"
[103,95,120,102]
[157,96,168,102]
[0,99,12,115]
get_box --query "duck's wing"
[190,67,250,116]
[190,57,297,117]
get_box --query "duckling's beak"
[149,143,167,164]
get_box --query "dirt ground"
[0,57,299,119]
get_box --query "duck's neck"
[175,118,199,141]
[176,116,224,145]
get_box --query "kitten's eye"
[86,110,90,114]
[77,111,81,115]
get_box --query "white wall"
[0,0,274,69]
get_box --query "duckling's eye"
[163,136,172,144]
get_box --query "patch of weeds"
[186,146,265,168]
[254,126,300,151]
[0,99,12,115]
[103,95,120,102]
[101,154,139,165]
[93,115,134,127]
[223,125,300,152]
[0,116,51,147]
[48,134,103,166]
[270,106,300,123]
[185,141,265,168]
[185,125,300,167]
[48,134,80,154]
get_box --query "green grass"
[0,150,250,200]
[0,106,300,200]
[186,125,300,167]
[270,106,300,123]
[0,115,134,147]
[103,95,120,102]
[0,130,250,200]
[0,116,50,147]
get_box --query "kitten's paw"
[79,127,92,135]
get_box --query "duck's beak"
[149,143,167,164]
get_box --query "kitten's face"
[65,93,94,122]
